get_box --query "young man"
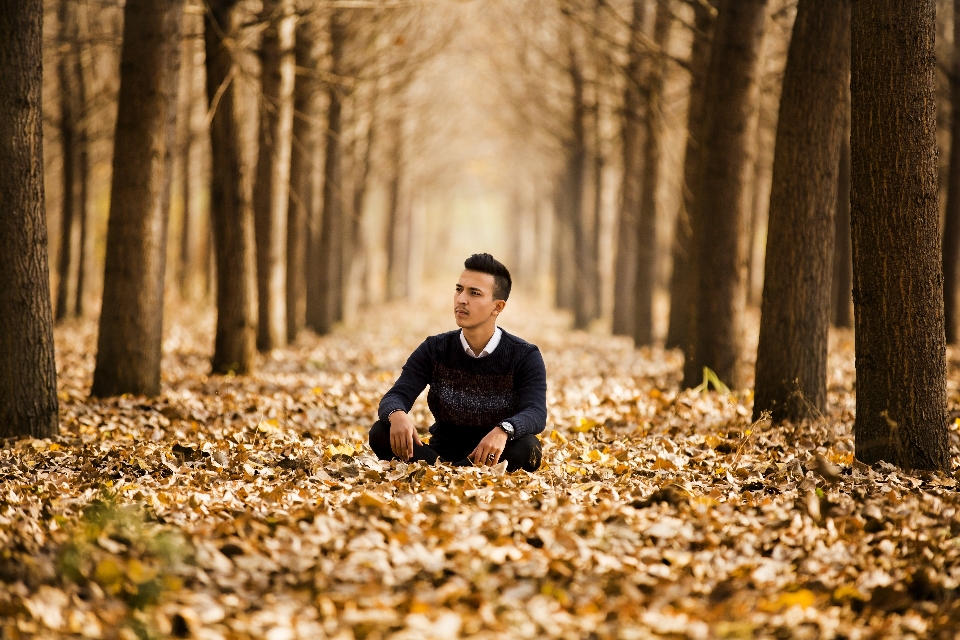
[369,253,546,472]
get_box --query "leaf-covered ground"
[3,297,960,639]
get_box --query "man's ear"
[494,300,506,315]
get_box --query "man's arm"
[378,338,433,422]
[503,347,547,439]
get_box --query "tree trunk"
[253,0,295,350]
[832,84,853,329]
[569,44,591,330]
[92,0,184,398]
[613,0,647,336]
[383,92,411,302]
[287,16,322,342]
[0,0,59,439]
[943,0,960,344]
[205,0,257,375]
[55,0,79,323]
[347,83,378,315]
[683,0,768,389]
[666,0,715,351]
[850,0,948,470]
[176,13,196,299]
[634,1,671,346]
[73,19,90,319]
[753,0,850,423]
[314,9,347,335]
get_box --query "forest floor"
[2,296,960,639]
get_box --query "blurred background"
[38,0,957,348]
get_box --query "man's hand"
[469,427,508,467]
[389,411,421,461]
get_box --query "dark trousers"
[368,420,542,472]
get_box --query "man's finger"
[413,431,423,446]
[405,431,414,460]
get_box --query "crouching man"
[369,253,545,472]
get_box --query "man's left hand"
[469,427,508,467]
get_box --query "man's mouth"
[455,309,467,315]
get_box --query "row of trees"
[490,0,952,471]
[0,0,955,472]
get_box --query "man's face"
[454,270,504,328]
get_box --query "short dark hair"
[464,253,512,301]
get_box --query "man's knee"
[368,420,392,460]
[506,434,542,472]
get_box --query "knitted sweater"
[377,329,548,439]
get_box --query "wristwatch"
[497,421,515,439]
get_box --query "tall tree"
[92,0,184,397]
[0,0,59,439]
[314,9,348,335]
[612,0,648,337]
[752,0,850,423]
[683,0,768,388]
[633,0,672,346]
[850,0,948,470]
[383,85,410,301]
[665,0,715,351]
[567,41,591,330]
[943,0,960,344]
[832,84,853,329]
[254,0,296,351]
[287,15,323,342]
[55,0,80,322]
[205,0,258,374]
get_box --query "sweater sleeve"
[505,346,548,438]
[377,338,434,422]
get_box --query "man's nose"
[456,291,467,304]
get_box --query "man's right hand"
[388,411,421,461]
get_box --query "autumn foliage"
[1,300,959,638]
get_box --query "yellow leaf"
[312,387,324,395]
[762,589,816,612]
[581,450,605,463]
[704,435,723,449]
[549,430,567,444]
[357,491,388,509]
[48,443,61,452]
[833,585,865,602]
[653,456,677,471]
[648,389,662,399]
[325,444,355,458]
[571,418,597,433]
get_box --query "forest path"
[3,299,959,638]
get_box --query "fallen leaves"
[1,299,960,638]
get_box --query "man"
[369,253,546,472]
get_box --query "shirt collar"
[460,327,502,358]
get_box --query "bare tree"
[753,0,850,423]
[205,0,258,375]
[254,0,296,350]
[92,0,184,397]
[0,0,59,438]
[850,0,948,470]
[683,0,768,388]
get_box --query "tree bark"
[205,0,257,375]
[753,0,850,423]
[253,0,295,350]
[287,16,323,342]
[850,0,949,470]
[683,0,768,389]
[314,9,347,335]
[634,0,671,346]
[0,0,59,439]
[73,15,90,319]
[943,0,960,344]
[832,84,853,329]
[92,0,184,398]
[665,0,715,351]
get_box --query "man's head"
[454,254,512,330]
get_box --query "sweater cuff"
[378,399,407,423]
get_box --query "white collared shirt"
[460,327,502,358]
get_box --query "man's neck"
[462,323,497,355]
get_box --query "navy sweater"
[377,329,548,439]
